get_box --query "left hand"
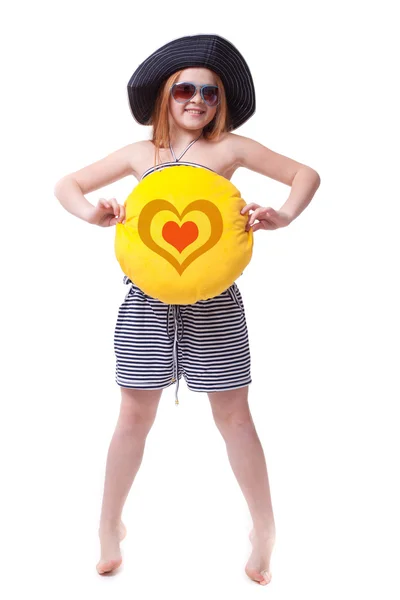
[241,204,292,232]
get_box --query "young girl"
[54,34,320,585]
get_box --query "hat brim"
[127,34,255,131]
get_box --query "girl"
[54,34,320,584]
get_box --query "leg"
[97,386,162,574]
[208,386,276,585]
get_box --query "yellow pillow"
[114,165,253,304]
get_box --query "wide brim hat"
[127,34,256,131]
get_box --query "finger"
[99,198,111,208]
[248,207,265,225]
[109,198,120,217]
[120,206,126,223]
[254,214,277,229]
[246,219,258,231]
[113,204,125,224]
[115,205,124,223]
[241,203,261,215]
[250,207,279,226]
[253,221,273,232]
[250,221,267,232]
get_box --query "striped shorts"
[114,275,252,400]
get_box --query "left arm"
[232,134,321,230]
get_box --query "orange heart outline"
[138,199,223,275]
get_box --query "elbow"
[309,167,321,186]
[305,167,321,188]
[293,166,321,188]
[311,170,321,195]
[54,176,66,197]
[54,175,74,198]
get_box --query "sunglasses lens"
[172,83,196,102]
[203,86,219,106]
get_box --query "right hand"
[88,198,126,227]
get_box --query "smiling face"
[168,67,219,132]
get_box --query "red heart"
[162,221,199,254]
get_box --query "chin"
[179,121,205,130]
[182,115,213,127]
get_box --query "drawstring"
[124,276,185,406]
[167,305,184,405]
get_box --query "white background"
[1,0,399,598]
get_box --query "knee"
[117,410,155,437]
[209,387,254,431]
[117,388,161,435]
[212,407,254,431]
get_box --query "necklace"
[169,132,203,162]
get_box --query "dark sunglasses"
[170,81,220,107]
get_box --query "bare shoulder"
[227,132,318,186]
[207,132,239,174]
[57,141,149,194]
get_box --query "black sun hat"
[127,34,256,131]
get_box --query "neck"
[168,125,203,149]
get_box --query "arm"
[232,134,321,224]
[53,142,142,223]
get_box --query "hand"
[88,198,126,227]
[241,204,292,232]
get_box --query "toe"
[96,558,122,575]
[260,570,272,585]
[245,566,267,584]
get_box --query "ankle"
[253,523,276,538]
[99,518,121,531]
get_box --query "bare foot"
[245,528,276,586]
[96,520,127,575]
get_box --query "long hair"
[149,69,231,167]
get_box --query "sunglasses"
[170,81,220,107]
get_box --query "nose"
[190,87,205,105]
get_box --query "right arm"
[53,142,143,224]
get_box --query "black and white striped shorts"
[114,275,252,399]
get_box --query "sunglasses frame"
[170,81,221,107]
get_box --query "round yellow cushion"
[114,165,253,304]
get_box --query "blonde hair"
[149,69,230,166]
